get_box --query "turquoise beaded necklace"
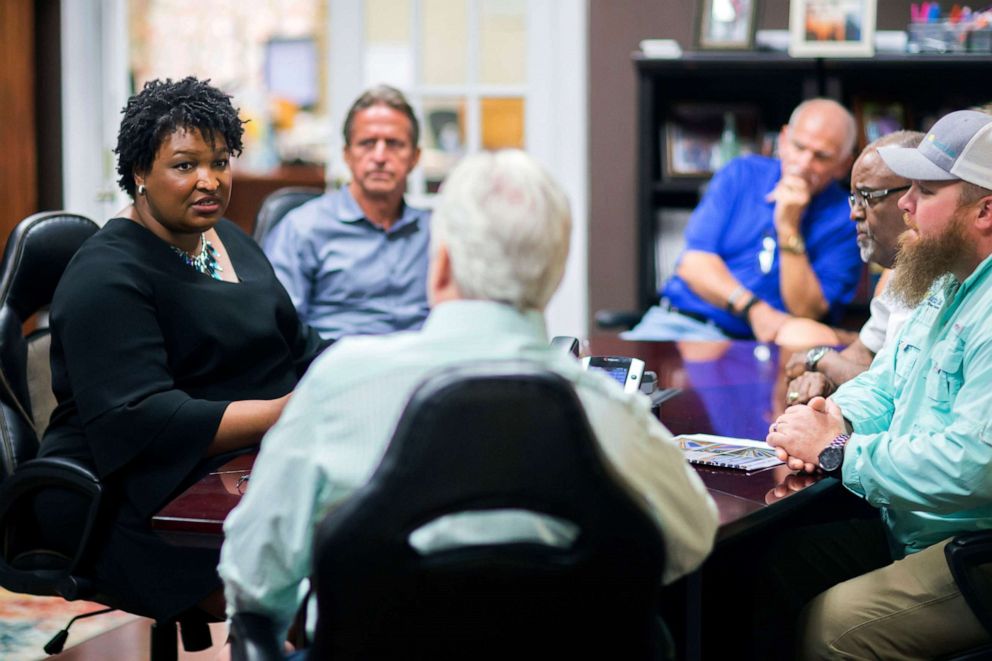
[171,233,224,281]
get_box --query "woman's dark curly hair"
[115,77,245,198]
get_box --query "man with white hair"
[219,150,718,643]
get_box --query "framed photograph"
[697,0,758,50]
[663,103,761,178]
[788,0,876,57]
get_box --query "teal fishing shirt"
[832,253,992,557]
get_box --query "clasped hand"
[765,174,811,235]
[766,396,846,474]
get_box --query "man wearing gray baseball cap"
[763,109,992,659]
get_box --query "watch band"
[737,294,759,320]
[827,433,850,450]
[725,286,748,313]
[779,233,806,255]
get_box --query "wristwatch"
[818,433,850,475]
[737,294,759,320]
[779,234,806,255]
[805,345,831,372]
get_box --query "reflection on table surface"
[154,339,829,540]
[587,337,831,539]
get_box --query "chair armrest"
[946,531,992,636]
[594,309,643,330]
[0,457,102,598]
[229,612,286,661]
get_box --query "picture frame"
[663,103,761,178]
[265,37,320,108]
[696,0,758,50]
[788,0,876,57]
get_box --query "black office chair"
[0,212,101,596]
[942,532,992,659]
[231,362,672,661]
[252,186,323,245]
[0,212,210,660]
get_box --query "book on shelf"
[676,433,783,471]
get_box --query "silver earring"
[137,184,146,196]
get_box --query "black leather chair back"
[0,212,98,480]
[252,186,322,245]
[309,362,669,660]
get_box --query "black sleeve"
[52,259,229,516]
[291,323,333,377]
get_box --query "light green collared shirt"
[833,253,992,557]
[219,300,718,635]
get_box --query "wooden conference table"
[153,337,835,545]
[152,337,836,660]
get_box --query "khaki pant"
[800,538,991,660]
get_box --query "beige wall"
[587,1,917,326]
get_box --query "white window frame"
[61,0,131,225]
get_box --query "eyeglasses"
[848,185,911,210]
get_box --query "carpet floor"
[0,588,137,661]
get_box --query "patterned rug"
[0,588,137,660]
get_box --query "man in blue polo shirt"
[264,85,430,340]
[626,98,862,342]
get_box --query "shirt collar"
[337,184,423,231]
[422,300,549,342]
[957,250,992,297]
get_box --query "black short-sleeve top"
[40,218,325,519]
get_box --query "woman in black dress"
[39,77,325,621]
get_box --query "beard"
[856,231,875,263]
[889,211,972,307]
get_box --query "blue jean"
[621,305,731,341]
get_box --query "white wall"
[530,1,588,340]
[61,0,130,225]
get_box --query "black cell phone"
[581,355,646,393]
[550,335,580,357]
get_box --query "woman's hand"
[207,392,293,456]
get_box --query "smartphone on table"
[581,355,645,394]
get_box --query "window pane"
[481,97,524,149]
[480,0,526,85]
[365,0,413,88]
[421,0,468,85]
[421,96,465,192]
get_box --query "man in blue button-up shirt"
[264,85,430,340]
[766,110,992,659]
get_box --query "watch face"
[806,346,829,371]
[818,445,844,473]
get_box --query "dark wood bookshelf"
[634,51,992,310]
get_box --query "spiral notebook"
[675,433,783,471]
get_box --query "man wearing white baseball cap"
[763,109,992,659]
